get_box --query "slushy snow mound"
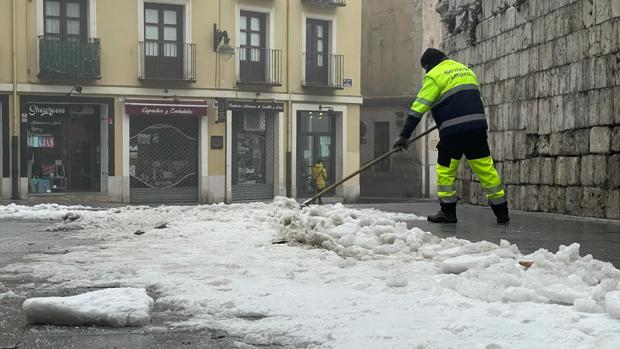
[274,199,620,313]
[23,288,153,327]
[2,198,620,348]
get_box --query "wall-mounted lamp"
[213,24,235,54]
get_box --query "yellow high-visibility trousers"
[437,155,505,205]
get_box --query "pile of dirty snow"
[23,288,153,327]
[1,198,620,348]
[272,198,620,317]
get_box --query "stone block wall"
[437,0,619,219]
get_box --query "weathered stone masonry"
[437,0,619,219]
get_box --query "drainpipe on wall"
[285,0,292,198]
[11,0,19,199]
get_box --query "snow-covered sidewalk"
[1,198,620,348]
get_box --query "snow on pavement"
[1,198,620,348]
[23,288,153,327]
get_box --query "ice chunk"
[330,222,359,238]
[379,233,398,244]
[355,234,379,250]
[574,298,605,313]
[438,240,499,258]
[337,233,356,248]
[272,196,299,209]
[440,277,502,302]
[538,284,585,305]
[605,291,620,320]
[502,287,548,303]
[0,290,22,299]
[441,254,501,274]
[591,279,620,301]
[22,288,153,327]
[556,243,580,264]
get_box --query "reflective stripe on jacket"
[400,59,488,139]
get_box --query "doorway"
[143,3,184,79]
[232,110,275,201]
[239,11,267,82]
[297,110,335,197]
[305,18,330,85]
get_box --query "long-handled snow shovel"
[301,125,438,207]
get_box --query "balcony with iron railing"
[301,0,346,7]
[138,41,196,82]
[38,36,101,79]
[237,47,282,87]
[303,52,344,89]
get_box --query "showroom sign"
[27,103,68,118]
[227,101,284,112]
[125,100,209,117]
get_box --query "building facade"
[0,0,362,204]
[360,0,442,199]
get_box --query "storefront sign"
[216,98,227,123]
[27,103,68,118]
[27,134,55,148]
[227,101,284,112]
[125,101,209,117]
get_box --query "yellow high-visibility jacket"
[312,163,327,190]
[400,59,487,138]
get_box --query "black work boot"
[427,203,458,223]
[491,202,510,224]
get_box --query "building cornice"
[0,84,363,105]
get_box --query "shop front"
[296,110,337,198]
[125,100,207,204]
[20,96,114,198]
[226,100,284,202]
[291,103,348,200]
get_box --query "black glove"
[392,136,408,151]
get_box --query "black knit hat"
[420,48,447,72]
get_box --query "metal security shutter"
[232,184,274,202]
[130,187,198,204]
[129,115,198,204]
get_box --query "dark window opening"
[374,122,390,172]
[44,0,87,38]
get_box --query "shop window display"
[233,111,267,186]
[27,104,101,193]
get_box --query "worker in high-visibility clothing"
[393,48,510,224]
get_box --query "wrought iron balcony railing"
[302,0,346,7]
[237,47,282,86]
[138,41,196,81]
[303,52,344,89]
[38,36,101,79]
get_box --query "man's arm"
[399,76,441,140]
